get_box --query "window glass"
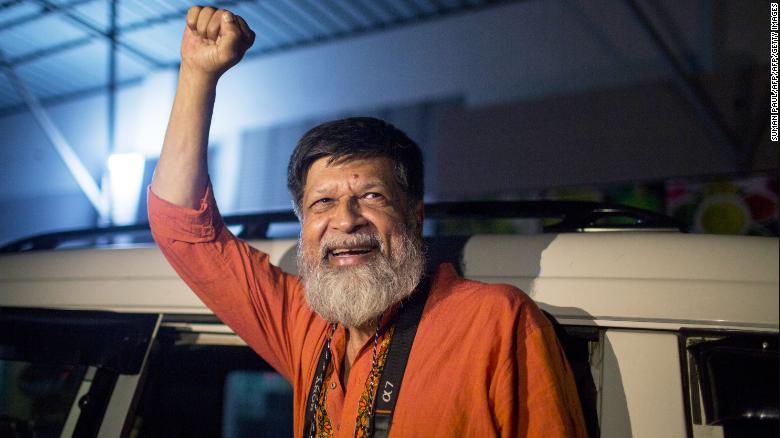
[130,328,290,437]
[223,371,293,438]
[684,333,778,438]
[0,360,87,437]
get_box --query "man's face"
[297,156,425,328]
[300,156,419,263]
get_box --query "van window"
[0,360,87,437]
[130,325,293,437]
[683,331,778,438]
[0,308,159,437]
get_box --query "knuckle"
[186,6,201,22]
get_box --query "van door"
[0,308,160,438]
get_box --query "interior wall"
[0,85,145,245]
[229,99,452,213]
[428,74,776,200]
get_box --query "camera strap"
[303,277,430,438]
[371,276,429,437]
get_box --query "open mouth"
[328,247,376,257]
[324,242,380,266]
[321,234,383,266]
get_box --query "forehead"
[304,156,397,193]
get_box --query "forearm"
[151,67,218,209]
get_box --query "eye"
[362,192,385,200]
[309,197,334,209]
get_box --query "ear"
[414,200,424,235]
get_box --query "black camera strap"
[304,324,333,438]
[303,277,430,438]
[370,276,429,437]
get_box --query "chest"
[301,331,504,438]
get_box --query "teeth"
[331,247,372,256]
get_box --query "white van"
[0,207,777,438]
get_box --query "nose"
[331,198,367,233]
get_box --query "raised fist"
[181,6,255,78]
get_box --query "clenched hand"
[181,6,255,79]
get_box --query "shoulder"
[426,264,552,335]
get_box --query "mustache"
[319,233,383,259]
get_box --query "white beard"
[297,225,425,328]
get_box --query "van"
[1,202,777,438]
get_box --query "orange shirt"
[148,186,587,438]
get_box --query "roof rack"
[426,200,682,233]
[0,200,683,253]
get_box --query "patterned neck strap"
[303,277,431,438]
[305,317,384,438]
[365,316,383,419]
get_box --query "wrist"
[178,63,221,89]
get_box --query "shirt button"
[330,382,337,389]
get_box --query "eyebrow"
[309,180,389,196]
[356,181,388,192]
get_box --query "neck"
[345,321,375,358]
[342,319,378,382]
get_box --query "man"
[149,6,587,437]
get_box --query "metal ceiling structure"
[0,0,521,116]
[0,0,756,191]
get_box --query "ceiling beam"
[6,0,527,71]
[623,0,741,165]
[318,0,366,32]
[29,0,164,68]
[299,0,350,35]
[4,0,526,97]
[5,0,258,68]
[349,0,383,25]
[0,76,144,118]
[281,0,335,36]
[119,0,257,33]
[8,36,94,66]
[373,0,405,23]
[269,0,328,38]
[0,0,25,10]
[0,48,108,218]
[107,0,118,156]
[398,0,427,16]
[255,1,311,41]
[0,0,96,33]
[231,0,523,68]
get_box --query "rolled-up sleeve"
[147,184,222,242]
[147,185,313,381]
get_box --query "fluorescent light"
[107,153,145,225]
